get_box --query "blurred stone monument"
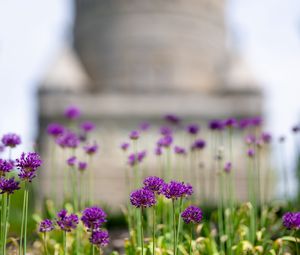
[38,0,261,208]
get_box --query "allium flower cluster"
[1,133,21,148]
[247,149,255,158]
[162,181,193,200]
[130,188,156,208]
[81,207,107,230]
[80,121,95,133]
[129,130,140,140]
[46,123,65,137]
[164,114,181,125]
[224,118,238,128]
[78,162,87,171]
[191,139,206,151]
[67,156,76,167]
[64,106,81,120]
[186,124,199,135]
[128,151,147,166]
[120,142,130,151]
[157,135,173,148]
[57,209,79,232]
[143,176,165,194]
[261,132,272,144]
[181,205,203,224]
[174,146,186,155]
[160,126,173,136]
[84,143,99,155]
[154,146,162,156]
[224,162,232,173]
[39,219,54,233]
[139,122,151,131]
[0,159,14,175]
[89,229,110,247]
[209,120,224,131]
[0,177,20,194]
[282,212,300,230]
[16,152,42,182]
[56,131,79,149]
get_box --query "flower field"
[0,106,299,255]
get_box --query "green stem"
[295,231,299,255]
[19,186,27,255]
[63,231,67,255]
[172,199,177,255]
[44,232,48,255]
[152,206,155,255]
[92,244,95,255]
[189,225,193,255]
[140,208,144,255]
[24,185,29,255]
[217,171,225,253]
[3,195,10,255]
[176,198,183,255]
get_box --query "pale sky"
[0,0,300,195]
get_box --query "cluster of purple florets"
[181,205,203,224]
[16,152,42,182]
[161,181,193,200]
[57,209,79,232]
[127,150,147,166]
[66,156,88,172]
[1,133,21,148]
[282,212,300,230]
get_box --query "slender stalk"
[217,171,225,253]
[140,208,144,255]
[295,230,299,255]
[1,193,6,253]
[3,195,10,255]
[19,186,27,255]
[43,232,48,255]
[24,185,29,255]
[176,197,183,255]
[92,244,95,255]
[189,225,193,255]
[172,199,177,255]
[152,206,156,255]
[63,231,67,255]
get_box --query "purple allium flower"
[143,176,165,194]
[137,150,147,162]
[39,219,54,233]
[261,132,272,144]
[0,145,4,153]
[239,119,250,129]
[139,122,151,131]
[160,126,173,136]
[120,142,130,151]
[0,159,14,175]
[130,188,156,208]
[154,146,162,156]
[164,114,181,125]
[0,177,20,194]
[46,123,65,137]
[80,121,95,133]
[67,156,76,167]
[64,106,81,120]
[157,135,173,148]
[224,118,238,128]
[56,131,79,149]
[251,116,262,127]
[84,143,99,155]
[128,151,147,166]
[1,133,21,148]
[16,152,42,182]
[186,124,199,135]
[191,139,206,151]
[78,162,87,171]
[162,181,193,200]
[57,209,79,232]
[181,205,203,224]
[174,146,186,155]
[89,229,110,247]
[292,125,300,133]
[224,162,232,173]
[129,130,140,140]
[282,212,300,229]
[245,134,256,145]
[209,120,224,131]
[247,149,255,158]
[81,207,107,230]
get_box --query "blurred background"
[0,0,300,206]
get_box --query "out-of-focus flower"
[292,125,300,133]
[16,152,42,182]
[186,124,199,135]
[67,156,77,167]
[251,116,262,127]
[181,205,203,224]
[139,122,151,131]
[160,126,173,136]
[224,118,238,128]
[56,131,79,149]
[239,119,250,129]
[208,120,224,131]
[128,151,147,166]
[162,181,193,200]
[0,159,14,175]
[0,177,20,194]
[84,143,99,155]
[174,146,186,155]
[247,149,255,158]
[81,207,107,230]
[154,146,162,156]
[191,139,206,151]
[64,106,81,120]
[164,114,181,125]
[39,219,54,233]
[80,121,95,133]
[120,142,130,151]
[130,188,156,208]
[57,209,79,232]
[89,229,110,247]
[261,132,272,144]
[78,162,87,171]
[282,212,300,230]
[47,123,65,137]
[157,135,173,148]
[1,133,21,148]
[224,162,232,173]
[129,130,140,140]
[245,134,256,145]
[143,176,165,194]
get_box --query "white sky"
[0,0,300,194]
